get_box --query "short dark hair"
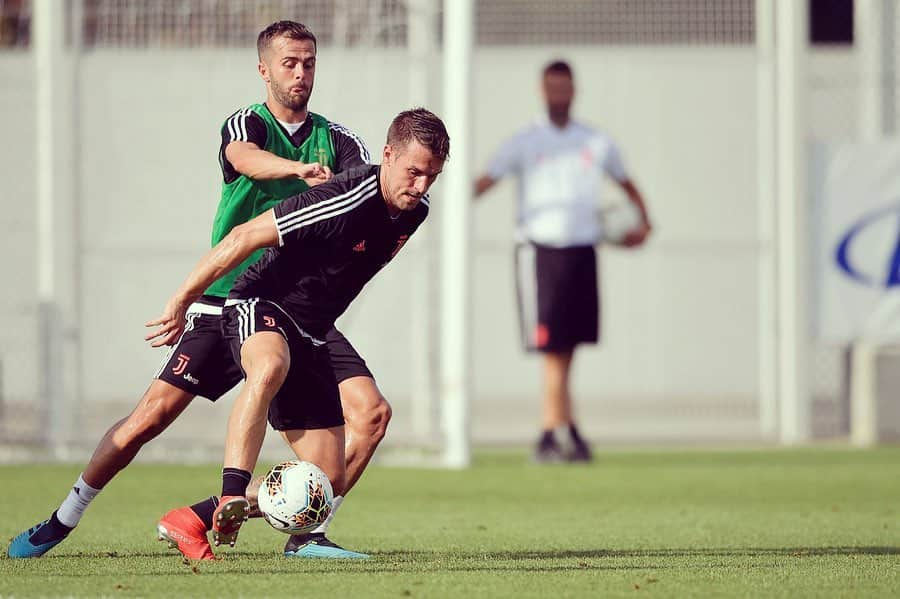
[543,60,573,78]
[386,108,450,161]
[257,21,317,59]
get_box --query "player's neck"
[267,101,308,125]
[378,171,402,218]
[548,111,570,129]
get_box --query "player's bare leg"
[339,376,391,492]
[213,331,289,547]
[279,425,367,558]
[9,380,195,558]
[536,350,591,463]
[247,376,389,509]
[157,331,288,559]
[225,331,291,472]
[85,380,196,488]
[279,426,347,497]
[245,378,385,558]
[542,351,574,430]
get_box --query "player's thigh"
[339,376,389,425]
[279,426,347,485]
[224,301,297,386]
[239,331,291,385]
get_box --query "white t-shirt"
[487,117,628,247]
[277,118,305,135]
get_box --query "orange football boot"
[211,496,250,547]
[157,506,215,561]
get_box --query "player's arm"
[615,178,652,247]
[602,138,652,247]
[220,109,331,186]
[145,210,279,347]
[226,141,330,186]
[473,132,522,199]
[474,175,498,197]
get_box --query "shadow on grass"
[32,545,900,562]
[10,545,894,577]
[373,546,900,560]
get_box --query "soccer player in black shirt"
[146,108,449,559]
[8,21,391,562]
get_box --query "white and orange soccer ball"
[257,460,334,535]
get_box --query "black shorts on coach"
[222,299,344,431]
[515,242,600,352]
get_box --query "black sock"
[221,468,252,498]
[29,511,73,544]
[539,429,557,447]
[568,424,583,442]
[189,496,220,530]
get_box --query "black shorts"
[515,242,599,352]
[325,328,373,382]
[155,298,243,401]
[156,296,371,402]
[222,299,344,431]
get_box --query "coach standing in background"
[474,60,652,463]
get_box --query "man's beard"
[272,80,310,112]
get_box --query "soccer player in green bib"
[9,21,385,561]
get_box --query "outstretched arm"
[145,209,280,347]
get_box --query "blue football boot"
[284,533,369,559]
[7,514,71,558]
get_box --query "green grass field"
[1,448,898,598]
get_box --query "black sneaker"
[533,430,566,463]
[283,532,369,559]
[567,436,593,462]
[566,425,593,463]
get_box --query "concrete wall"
[2,44,832,449]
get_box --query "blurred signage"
[814,140,900,342]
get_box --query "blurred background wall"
[1,0,891,461]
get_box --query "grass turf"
[1,447,898,598]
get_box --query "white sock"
[311,495,343,535]
[56,474,102,528]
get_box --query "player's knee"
[249,356,290,391]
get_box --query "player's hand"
[145,296,190,347]
[620,221,652,248]
[297,162,333,187]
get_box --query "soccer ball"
[600,201,642,245]
[257,460,334,535]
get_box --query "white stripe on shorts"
[516,243,538,349]
[154,312,199,378]
[226,298,326,346]
[186,302,223,316]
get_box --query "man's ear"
[258,60,270,83]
